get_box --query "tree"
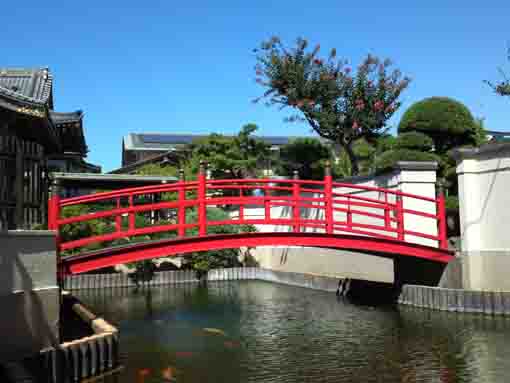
[254,36,410,175]
[189,124,270,179]
[276,138,332,179]
[398,97,479,153]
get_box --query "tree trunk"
[344,143,359,176]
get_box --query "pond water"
[75,281,510,383]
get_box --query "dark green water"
[76,281,510,383]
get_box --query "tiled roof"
[49,111,83,125]
[0,67,53,108]
[49,111,87,154]
[0,67,91,154]
[123,133,311,151]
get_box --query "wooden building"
[0,68,99,229]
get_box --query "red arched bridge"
[49,165,453,276]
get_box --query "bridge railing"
[48,162,448,255]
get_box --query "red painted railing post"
[292,170,300,233]
[324,162,334,234]
[128,195,135,232]
[264,185,271,221]
[384,192,391,230]
[48,179,61,252]
[437,184,448,250]
[396,194,404,241]
[239,185,244,222]
[346,196,352,230]
[178,168,186,237]
[198,161,207,236]
[115,197,122,233]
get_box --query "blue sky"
[2,1,509,171]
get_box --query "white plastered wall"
[456,144,510,291]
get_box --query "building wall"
[122,149,166,167]
[456,144,510,291]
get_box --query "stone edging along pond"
[398,284,510,316]
[63,267,340,292]
[63,268,510,316]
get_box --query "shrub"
[375,149,440,174]
[395,131,434,151]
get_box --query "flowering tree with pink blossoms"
[254,37,411,175]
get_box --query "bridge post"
[396,194,404,241]
[178,168,186,237]
[436,182,448,249]
[324,161,334,234]
[48,179,61,253]
[128,196,135,231]
[47,178,60,230]
[198,161,207,236]
[292,170,300,233]
[48,178,61,284]
[115,197,122,233]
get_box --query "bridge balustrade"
[48,163,448,257]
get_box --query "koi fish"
[162,366,178,381]
[203,327,227,336]
[137,368,151,383]
[224,340,240,348]
[175,351,194,358]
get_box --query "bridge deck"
[60,232,453,275]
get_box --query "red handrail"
[48,166,448,256]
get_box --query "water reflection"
[75,281,510,383]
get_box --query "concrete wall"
[455,144,510,291]
[0,230,60,362]
[237,162,439,284]
[250,247,394,283]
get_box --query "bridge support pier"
[393,256,447,297]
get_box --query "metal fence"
[0,135,47,230]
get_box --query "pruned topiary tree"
[394,131,434,151]
[254,36,411,175]
[398,97,478,153]
[375,132,439,174]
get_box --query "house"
[113,132,311,174]
[0,67,99,229]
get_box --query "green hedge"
[395,131,434,151]
[375,149,440,174]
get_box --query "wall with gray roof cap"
[0,231,60,361]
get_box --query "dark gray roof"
[110,149,184,174]
[124,133,309,151]
[51,172,177,190]
[486,130,510,142]
[50,111,88,154]
[0,68,53,108]
[49,111,83,125]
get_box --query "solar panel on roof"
[259,136,290,145]
[141,134,199,145]
[140,134,294,146]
